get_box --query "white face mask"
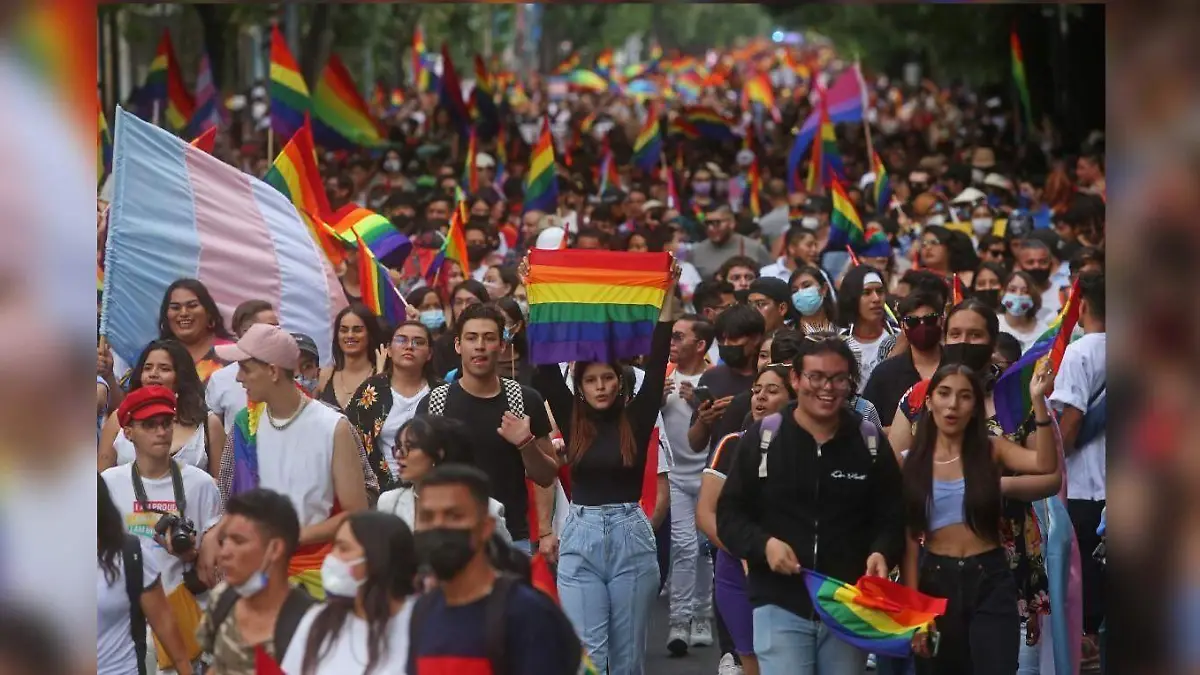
[801,216,820,230]
[926,215,946,227]
[972,217,994,236]
[232,547,275,598]
[321,555,365,598]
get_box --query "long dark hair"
[157,278,232,341]
[98,475,125,585]
[567,363,637,467]
[494,297,528,360]
[387,321,439,387]
[301,512,417,675]
[902,365,1001,543]
[837,265,883,330]
[129,339,208,427]
[332,303,387,372]
[394,415,474,466]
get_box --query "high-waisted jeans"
[916,548,1020,675]
[557,503,660,675]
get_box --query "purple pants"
[714,549,755,656]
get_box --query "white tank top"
[255,400,344,527]
[113,423,208,471]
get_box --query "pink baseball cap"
[215,323,300,370]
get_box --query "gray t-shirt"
[691,233,773,280]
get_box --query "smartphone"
[693,386,713,406]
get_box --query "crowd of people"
[96,37,1107,675]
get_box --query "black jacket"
[716,403,904,620]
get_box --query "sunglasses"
[902,314,942,329]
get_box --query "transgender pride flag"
[101,107,346,369]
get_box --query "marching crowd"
[96,45,1107,675]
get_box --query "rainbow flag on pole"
[803,570,947,658]
[631,104,663,172]
[525,250,671,365]
[355,230,406,326]
[333,205,412,268]
[144,30,194,131]
[262,117,344,267]
[423,190,470,286]
[524,117,558,214]
[312,53,385,149]
[826,180,865,249]
[1011,27,1033,131]
[269,25,310,142]
[872,151,893,214]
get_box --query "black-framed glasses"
[901,314,942,329]
[798,371,854,391]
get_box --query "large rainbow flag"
[994,279,1083,433]
[312,53,385,149]
[803,570,947,658]
[525,250,671,365]
[268,25,309,143]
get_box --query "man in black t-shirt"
[861,291,944,431]
[687,305,764,456]
[416,303,558,551]
[409,465,582,675]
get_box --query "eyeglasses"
[393,335,430,349]
[798,371,854,391]
[670,332,692,343]
[704,219,729,228]
[751,384,788,397]
[901,314,942,329]
[452,297,480,308]
[134,417,174,431]
[986,248,1006,258]
[750,299,777,311]
[920,238,944,248]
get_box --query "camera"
[154,513,197,554]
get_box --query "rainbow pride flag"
[263,117,344,267]
[826,180,865,249]
[269,25,310,143]
[595,48,614,76]
[438,44,471,138]
[411,25,427,91]
[744,155,762,217]
[356,230,406,326]
[631,104,662,172]
[525,250,671,365]
[524,117,558,214]
[313,53,385,149]
[994,279,1083,433]
[471,54,500,133]
[1011,28,1033,131]
[189,126,217,154]
[553,52,580,75]
[144,30,194,131]
[423,190,470,286]
[872,151,893,214]
[668,116,700,139]
[98,102,112,184]
[684,105,736,141]
[567,69,610,93]
[333,205,411,268]
[803,570,947,658]
[493,124,508,191]
[805,96,844,192]
[742,72,779,122]
[463,126,479,193]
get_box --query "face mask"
[926,215,946,227]
[383,159,402,174]
[1002,293,1034,316]
[232,549,272,598]
[295,374,319,395]
[972,217,993,236]
[414,528,477,581]
[419,309,446,330]
[905,324,942,351]
[718,344,750,369]
[516,300,530,318]
[791,287,824,316]
[467,244,490,263]
[1025,268,1051,285]
[674,241,692,262]
[942,342,994,373]
[502,326,514,343]
[800,216,820,230]
[692,181,712,195]
[391,214,414,232]
[972,289,1002,310]
[321,555,365,598]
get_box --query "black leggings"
[915,548,1019,675]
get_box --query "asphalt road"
[645,592,724,675]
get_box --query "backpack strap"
[427,383,453,417]
[121,534,148,675]
[406,590,438,674]
[485,574,520,675]
[859,418,880,461]
[500,378,525,416]
[756,413,783,478]
[274,587,317,659]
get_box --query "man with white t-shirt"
[198,324,368,599]
[1050,271,1106,662]
[661,314,716,655]
[101,385,223,673]
[205,299,279,434]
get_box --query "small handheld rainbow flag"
[463,126,479,194]
[356,230,406,326]
[872,151,893,214]
[269,25,310,143]
[412,25,429,92]
[144,30,194,131]
[525,250,671,365]
[631,104,663,173]
[1011,27,1033,131]
[826,180,865,249]
[524,117,558,214]
[803,570,947,658]
[994,279,1083,433]
[333,205,412,268]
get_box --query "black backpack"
[121,534,148,675]
[407,573,581,675]
[208,585,315,664]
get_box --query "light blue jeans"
[557,503,660,675]
[753,604,868,675]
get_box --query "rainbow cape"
[994,279,1083,433]
[524,117,558,214]
[525,250,670,365]
[269,25,310,142]
[230,401,329,599]
[312,53,385,149]
[803,570,947,658]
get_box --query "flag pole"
[267,127,275,161]
[152,100,161,127]
[854,57,875,164]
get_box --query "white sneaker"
[667,621,690,657]
[867,653,877,670]
[690,617,714,647]
[717,653,743,675]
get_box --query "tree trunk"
[192,4,229,90]
[299,4,331,87]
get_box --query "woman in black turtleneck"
[530,265,678,675]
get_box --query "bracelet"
[517,435,537,449]
[1035,418,1053,427]
[539,532,554,540]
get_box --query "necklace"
[934,455,961,465]
[266,395,308,430]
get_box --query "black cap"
[290,333,319,360]
[801,196,830,214]
[748,277,791,305]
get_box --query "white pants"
[668,479,712,624]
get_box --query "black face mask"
[941,342,994,373]
[414,527,477,581]
[467,244,490,264]
[1025,267,1052,286]
[718,344,750,369]
[972,289,1002,310]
